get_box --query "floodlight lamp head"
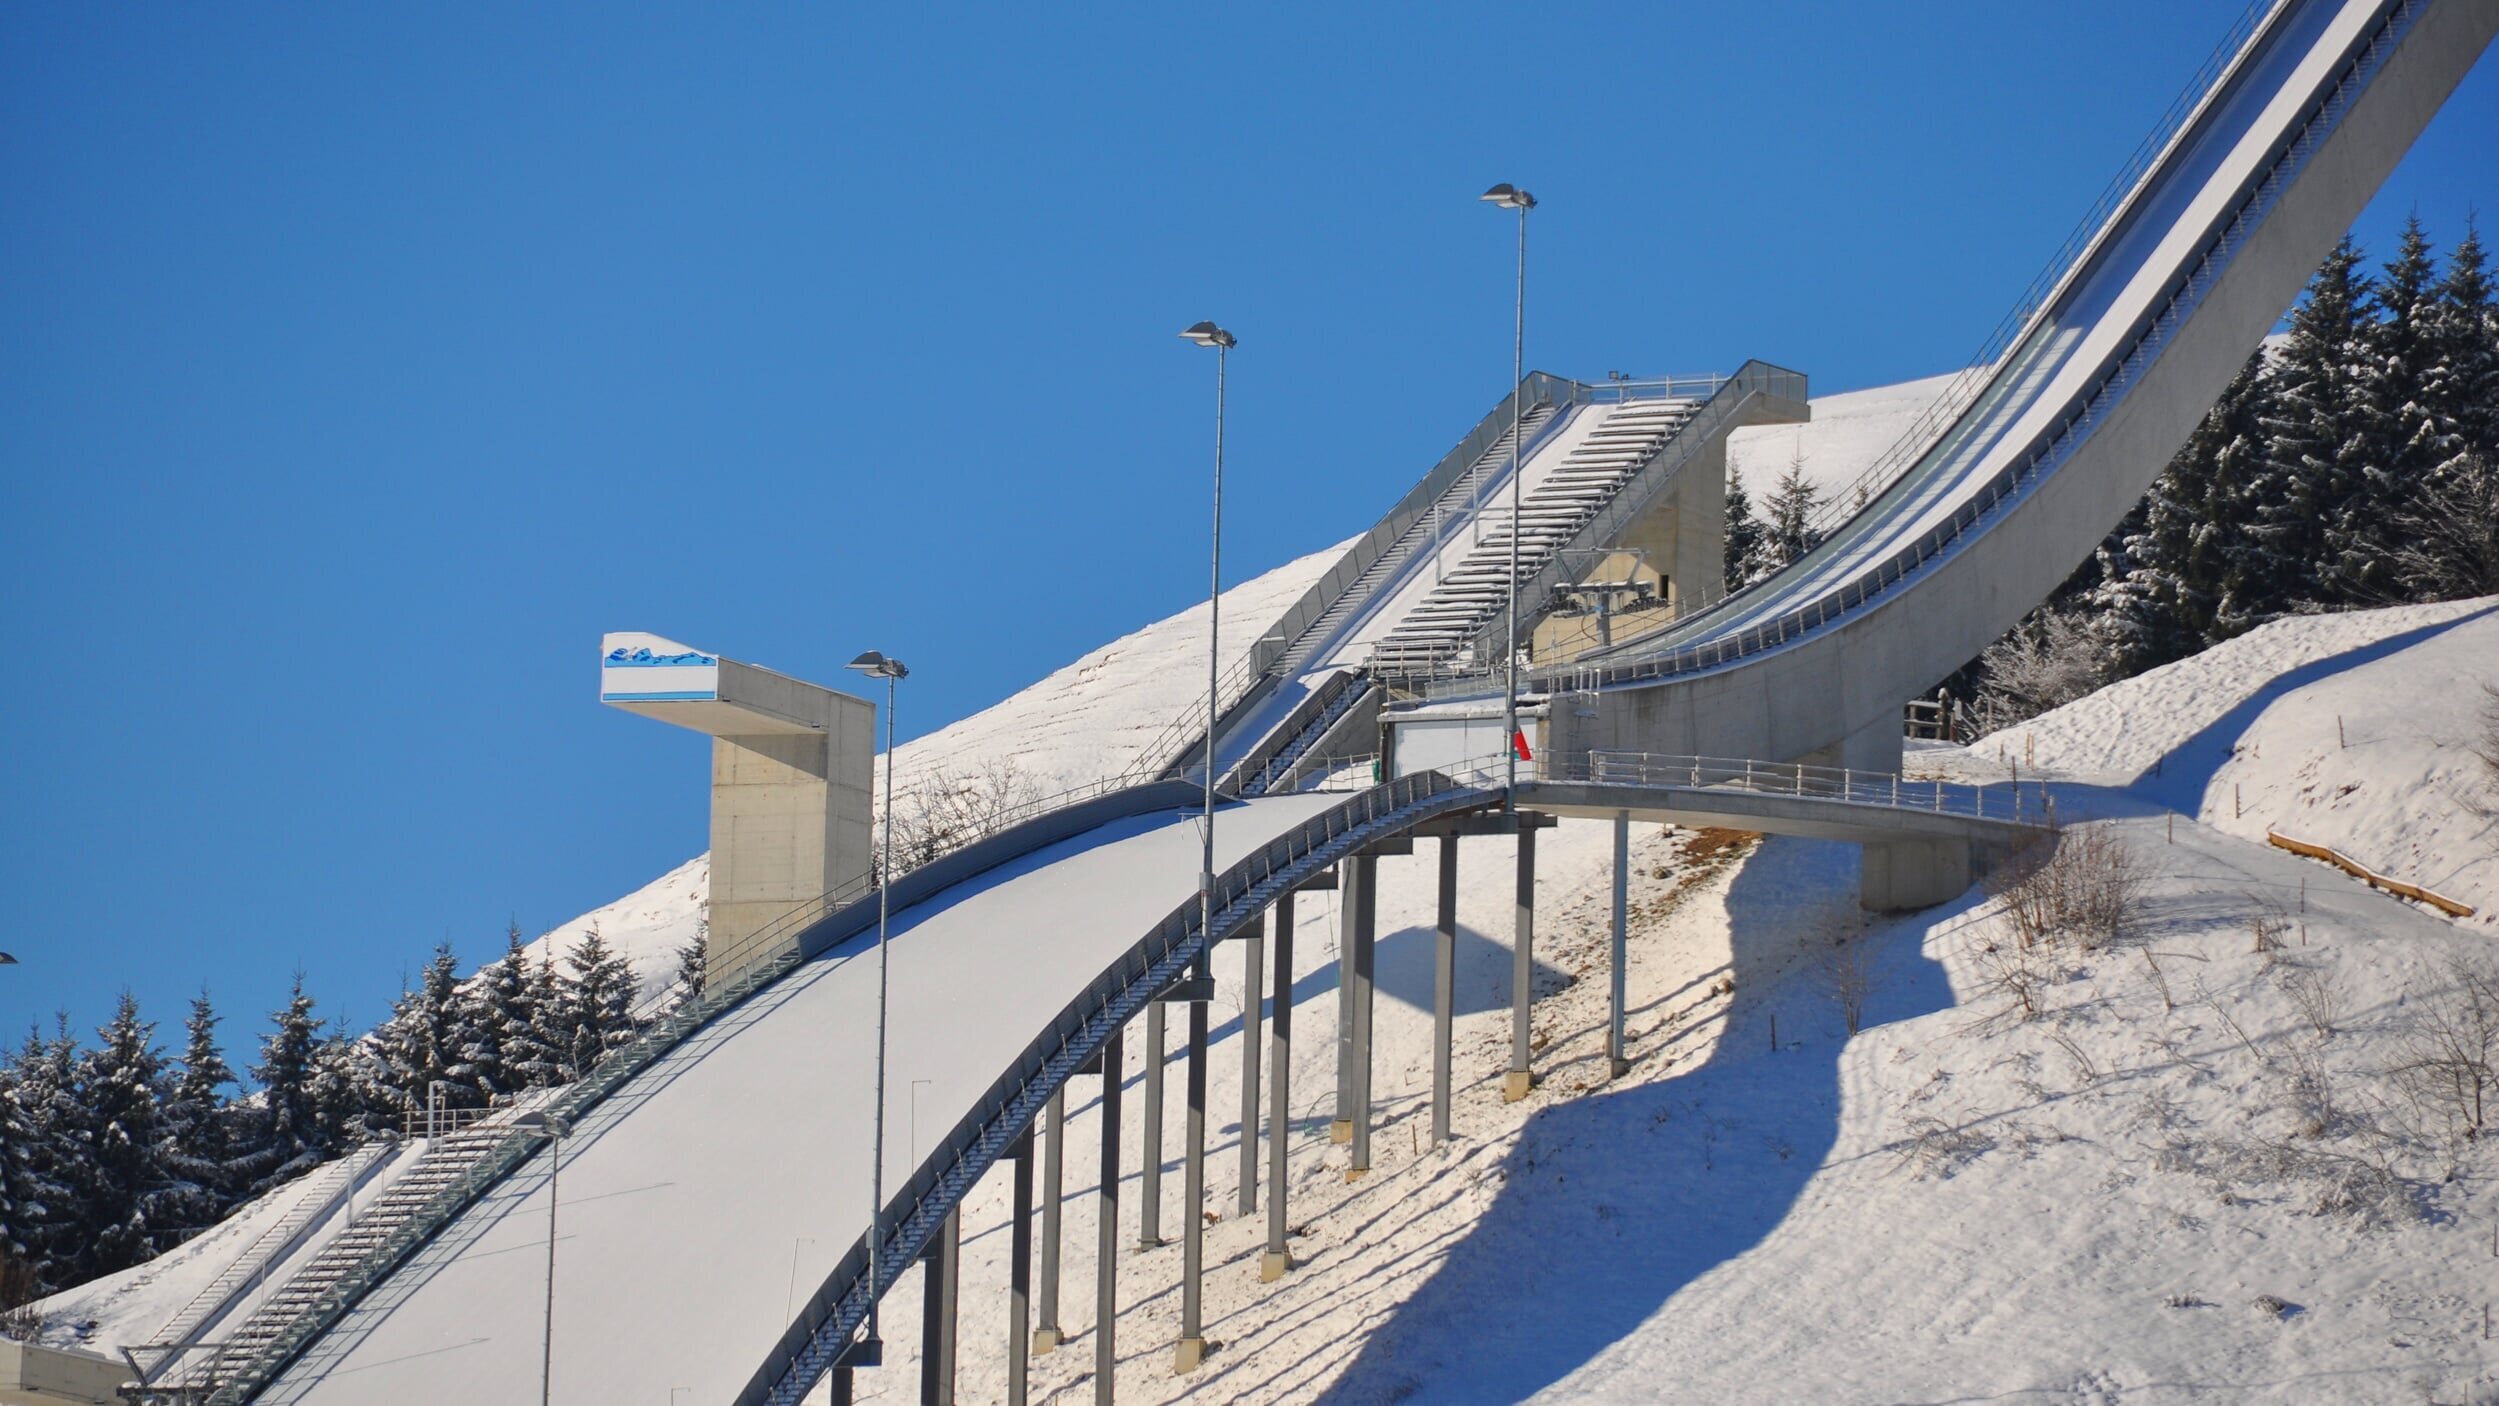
[846,650,909,680]
[1480,183,1535,210]
[1179,321,1236,349]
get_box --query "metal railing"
[748,766,1501,1406]
[1560,750,2051,826]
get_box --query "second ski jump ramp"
[257,791,1356,1404]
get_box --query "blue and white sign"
[601,632,721,703]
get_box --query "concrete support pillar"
[1346,852,1378,1178]
[831,1367,854,1406]
[1805,711,1906,777]
[1093,1027,1123,1406]
[1331,857,1359,1146]
[1138,1003,1165,1249]
[1032,1088,1064,1355]
[920,1208,959,1406]
[1008,1132,1033,1406]
[1175,996,1209,1373]
[1860,837,1974,912]
[1433,833,1458,1148]
[1608,811,1631,1078]
[1504,826,1538,1102]
[1236,914,1264,1217]
[1262,891,1295,1283]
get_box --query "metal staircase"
[1368,397,1699,676]
[1267,402,1560,677]
[1235,675,1375,797]
[166,1124,519,1393]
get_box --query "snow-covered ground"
[1726,370,1956,509]
[43,380,2498,1404]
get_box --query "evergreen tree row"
[0,923,698,1304]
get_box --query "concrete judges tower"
[600,632,874,985]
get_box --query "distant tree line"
[1724,216,2498,725]
[0,923,703,1306]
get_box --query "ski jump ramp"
[225,1,2488,1401]
[1505,0,2499,775]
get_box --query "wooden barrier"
[2266,830,2477,919]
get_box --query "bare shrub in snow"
[1974,608,2105,730]
[2250,901,2291,956]
[1818,936,1879,1036]
[1988,825,2142,953]
[2386,959,2499,1142]
[2283,1046,2337,1139]
[885,757,1046,872]
[2277,962,2342,1042]
[1967,934,2054,1022]
[1890,1114,1993,1180]
[2207,1138,2421,1228]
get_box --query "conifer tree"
[2252,236,2378,605]
[157,992,238,1232]
[554,928,639,1080]
[2431,218,2497,467]
[670,926,708,1012]
[0,1027,77,1296]
[71,994,171,1281]
[374,944,484,1124]
[242,978,330,1192]
[1763,453,1824,569]
[1722,466,1770,592]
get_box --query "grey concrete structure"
[1260,888,1297,1283]
[1093,1027,1122,1406]
[1234,914,1265,1216]
[599,633,873,987]
[1030,1090,1065,1356]
[1006,1134,1032,1406]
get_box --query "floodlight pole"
[845,649,910,1364]
[1482,183,1535,809]
[1175,319,1234,1374]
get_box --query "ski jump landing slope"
[259,793,1351,1405]
[1530,0,2495,771]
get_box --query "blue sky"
[4,4,2493,1055]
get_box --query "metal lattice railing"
[1559,750,2053,826]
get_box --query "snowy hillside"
[1727,370,1955,505]
[1934,597,2499,932]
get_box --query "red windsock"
[1511,729,1534,762]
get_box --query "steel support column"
[1347,851,1378,1178]
[1008,1132,1033,1406]
[1262,890,1295,1282]
[1236,913,1265,1216]
[920,1208,959,1406]
[1176,995,1210,1373]
[1032,1088,1065,1355]
[1609,811,1631,1077]
[1433,832,1458,1147]
[1139,1003,1165,1249]
[1094,1027,1123,1406]
[1504,825,1538,1101]
[1332,857,1357,1145]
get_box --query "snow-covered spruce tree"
[2348,215,2455,601]
[2430,218,2497,468]
[2250,237,2380,608]
[68,994,173,1283]
[5,1023,87,1293]
[2090,347,2278,670]
[238,978,331,1194]
[372,943,485,1125]
[1722,465,1770,592]
[671,925,708,1012]
[554,928,639,1080]
[474,925,568,1091]
[1763,451,1824,570]
[156,992,239,1237]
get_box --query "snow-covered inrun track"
[257,794,1349,1404]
